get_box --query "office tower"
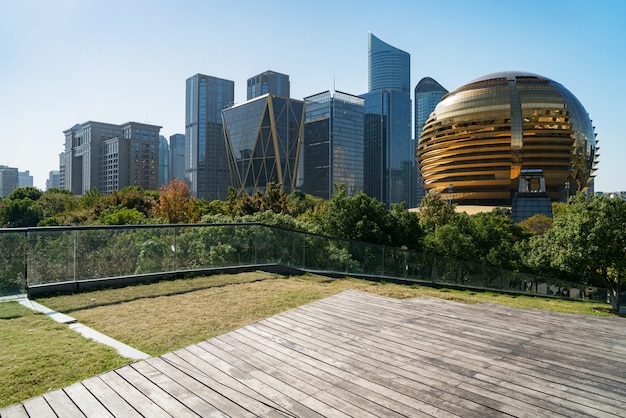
[158,135,169,187]
[303,90,364,199]
[46,170,60,190]
[414,77,448,204]
[222,94,304,195]
[0,165,19,197]
[18,171,33,188]
[185,74,234,200]
[418,71,598,207]
[60,121,161,195]
[247,70,290,100]
[169,133,186,183]
[362,33,413,208]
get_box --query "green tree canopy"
[525,194,626,310]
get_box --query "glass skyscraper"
[158,135,169,188]
[185,74,234,200]
[303,90,365,199]
[363,33,413,208]
[247,70,290,100]
[222,94,304,195]
[169,133,185,183]
[414,77,448,204]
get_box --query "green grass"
[1,272,619,408]
[0,302,130,408]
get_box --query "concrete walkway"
[17,298,149,361]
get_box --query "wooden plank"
[145,356,257,418]
[43,389,86,417]
[80,376,143,418]
[114,364,197,417]
[191,341,328,418]
[63,382,113,418]
[0,403,29,418]
[98,368,172,417]
[130,360,227,417]
[164,349,288,417]
[22,395,57,418]
[220,329,395,418]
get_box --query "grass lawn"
[2,271,617,408]
[0,302,130,408]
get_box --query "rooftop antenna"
[333,74,336,94]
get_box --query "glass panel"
[0,230,26,295]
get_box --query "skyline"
[1,0,624,193]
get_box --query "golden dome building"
[417,71,598,207]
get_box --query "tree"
[417,191,456,233]
[527,194,626,311]
[152,179,201,224]
[315,188,390,245]
[518,213,553,236]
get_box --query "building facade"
[46,170,60,190]
[185,74,234,200]
[417,71,598,206]
[303,90,364,199]
[414,77,448,204]
[18,171,33,188]
[0,165,19,198]
[59,121,161,195]
[169,133,186,183]
[158,135,169,188]
[247,70,290,100]
[363,33,413,208]
[222,94,304,195]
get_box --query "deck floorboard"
[3,290,626,417]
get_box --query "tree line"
[1,180,624,310]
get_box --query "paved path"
[2,290,626,417]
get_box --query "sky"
[1,0,625,192]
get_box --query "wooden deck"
[2,290,626,417]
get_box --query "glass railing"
[0,223,606,302]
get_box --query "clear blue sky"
[1,0,624,192]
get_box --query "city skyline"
[1,0,624,193]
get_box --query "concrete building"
[59,121,162,195]
[18,170,33,188]
[0,165,19,197]
[46,170,60,190]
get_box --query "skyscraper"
[18,171,33,188]
[303,90,364,199]
[414,77,448,204]
[169,133,186,183]
[247,70,290,100]
[362,33,413,207]
[222,94,304,195]
[46,170,60,190]
[0,165,18,198]
[59,121,161,194]
[185,74,234,200]
[158,135,169,188]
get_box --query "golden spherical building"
[417,71,598,206]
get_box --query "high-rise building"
[362,33,413,208]
[185,74,234,200]
[302,90,364,199]
[169,133,186,183]
[222,94,304,195]
[417,71,598,207]
[59,121,161,195]
[46,170,60,190]
[247,70,290,100]
[158,135,169,188]
[414,77,448,204]
[18,170,33,188]
[0,165,18,197]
